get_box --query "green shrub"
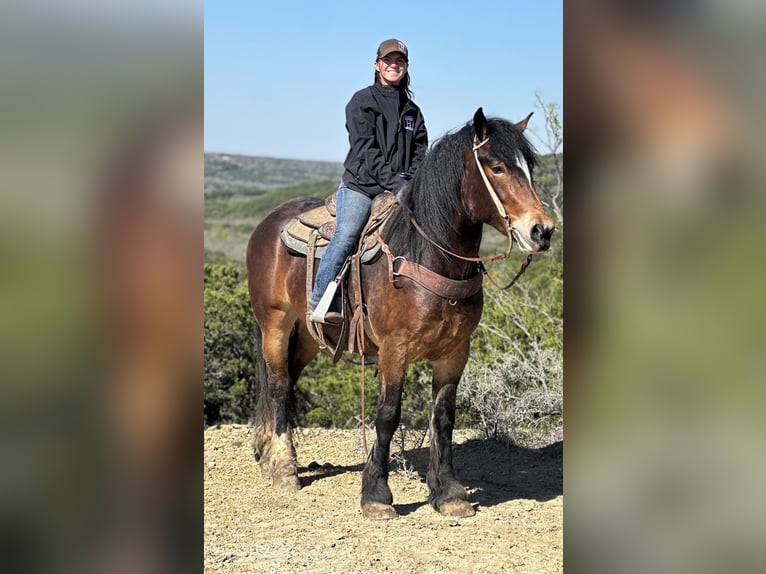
[203,262,257,425]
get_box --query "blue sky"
[205,0,562,162]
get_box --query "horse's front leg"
[428,346,475,517]
[360,350,405,520]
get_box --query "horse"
[246,107,555,519]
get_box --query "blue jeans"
[310,183,372,309]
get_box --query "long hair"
[373,70,413,100]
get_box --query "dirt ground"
[204,425,562,573]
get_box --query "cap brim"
[378,50,408,61]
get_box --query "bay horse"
[246,108,555,519]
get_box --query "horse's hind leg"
[252,312,305,491]
[428,346,475,517]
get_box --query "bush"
[460,348,563,447]
[459,275,563,447]
[203,262,257,425]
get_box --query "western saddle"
[279,191,399,362]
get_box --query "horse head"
[464,107,555,253]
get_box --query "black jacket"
[341,81,428,198]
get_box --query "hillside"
[204,153,344,261]
[204,152,559,199]
[205,153,343,197]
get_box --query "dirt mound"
[205,425,562,573]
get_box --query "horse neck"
[407,193,484,280]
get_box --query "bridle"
[472,137,511,225]
[408,136,533,290]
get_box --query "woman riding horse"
[247,107,554,519]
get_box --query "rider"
[309,38,428,324]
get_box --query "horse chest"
[406,303,481,353]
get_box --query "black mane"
[384,116,537,262]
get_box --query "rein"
[405,136,533,291]
[376,233,484,301]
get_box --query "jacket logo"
[403,115,414,131]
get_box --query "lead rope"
[409,216,512,263]
[347,253,369,459]
[479,254,533,290]
[360,359,368,458]
[355,261,369,458]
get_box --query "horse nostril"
[531,223,554,249]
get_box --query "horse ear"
[473,107,488,142]
[516,112,534,132]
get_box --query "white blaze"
[515,152,532,185]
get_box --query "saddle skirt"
[280,191,398,263]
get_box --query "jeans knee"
[330,227,361,252]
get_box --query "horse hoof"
[438,499,475,517]
[361,502,398,520]
[272,473,301,491]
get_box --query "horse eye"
[491,165,505,175]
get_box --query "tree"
[530,91,563,224]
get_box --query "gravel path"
[205,425,562,573]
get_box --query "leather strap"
[472,136,509,221]
[377,233,483,300]
[348,253,365,356]
[305,230,327,348]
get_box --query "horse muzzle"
[512,220,555,253]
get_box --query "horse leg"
[252,312,302,491]
[288,321,319,382]
[428,346,476,517]
[360,352,405,520]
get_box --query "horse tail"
[251,321,273,463]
